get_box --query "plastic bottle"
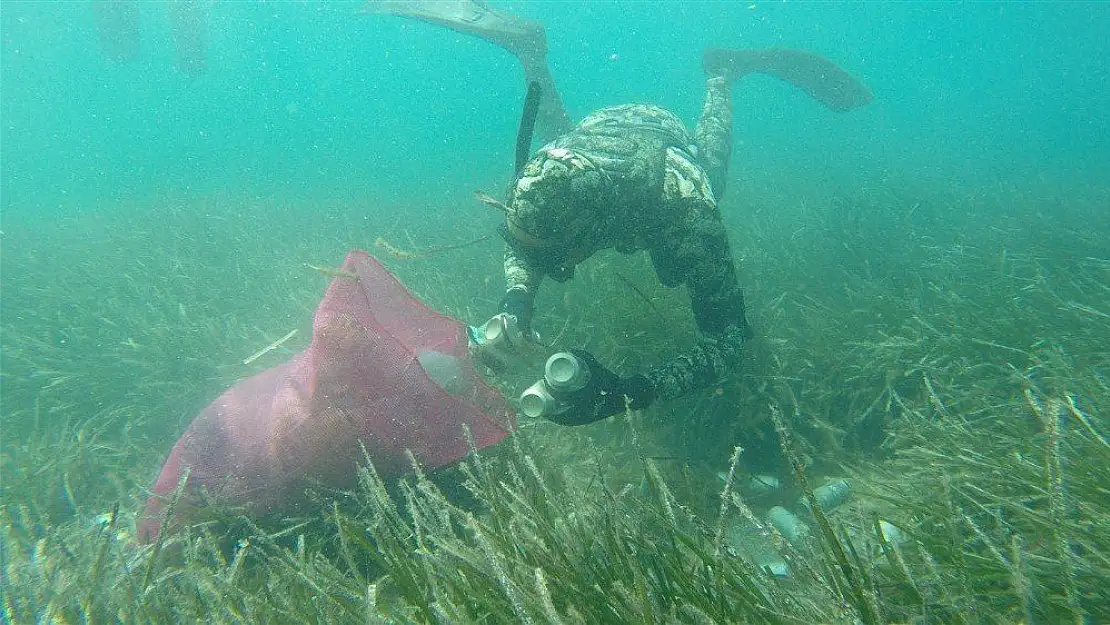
[798,478,852,515]
[519,378,560,418]
[747,474,781,495]
[518,352,589,418]
[544,352,590,392]
[766,505,810,544]
[416,349,470,396]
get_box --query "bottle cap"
[519,379,557,419]
[544,352,590,393]
[481,314,517,347]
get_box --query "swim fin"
[363,0,571,138]
[364,1,544,61]
[704,48,873,112]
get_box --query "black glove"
[546,349,656,426]
[499,287,534,333]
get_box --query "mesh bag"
[138,251,514,542]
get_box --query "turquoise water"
[3,2,1106,213]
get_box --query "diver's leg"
[694,47,873,199]
[693,76,733,200]
[364,0,572,138]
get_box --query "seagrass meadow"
[2,176,1108,623]
[7,1,1110,622]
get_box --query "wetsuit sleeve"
[501,243,544,330]
[504,242,544,293]
[644,324,748,402]
[644,147,750,401]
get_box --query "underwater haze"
[3,2,1110,624]
[3,2,1108,210]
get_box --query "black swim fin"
[704,48,873,112]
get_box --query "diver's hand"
[546,350,655,426]
[499,287,535,335]
[468,313,540,351]
[467,312,542,373]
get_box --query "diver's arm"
[500,244,543,332]
[645,324,748,402]
[536,300,749,422]
[546,303,747,426]
[646,195,751,401]
[656,222,751,409]
[542,201,749,425]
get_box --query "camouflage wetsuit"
[503,76,750,402]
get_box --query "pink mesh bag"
[138,250,514,542]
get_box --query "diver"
[366,1,872,425]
